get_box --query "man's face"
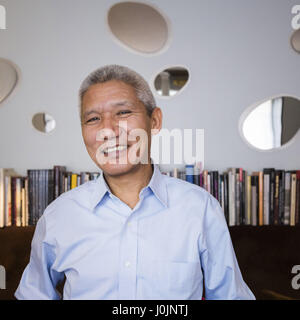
[81,80,161,176]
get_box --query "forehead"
[82,80,139,106]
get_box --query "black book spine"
[241,170,246,225]
[256,175,260,225]
[274,171,280,225]
[59,167,66,195]
[48,169,54,205]
[38,170,43,220]
[279,170,285,225]
[224,173,229,224]
[27,170,33,226]
[54,166,59,199]
[45,169,48,211]
[32,170,36,225]
[11,177,16,226]
[269,169,275,225]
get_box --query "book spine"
[263,173,270,225]
[241,169,246,225]
[235,170,240,226]
[45,169,48,211]
[284,172,291,225]
[279,170,285,225]
[48,169,54,205]
[247,175,251,225]
[224,173,229,224]
[0,169,4,228]
[296,171,300,225]
[251,176,257,226]
[27,170,32,225]
[228,169,236,226]
[5,176,12,227]
[269,170,275,225]
[290,173,297,226]
[16,177,21,227]
[25,177,29,226]
[274,171,280,225]
[59,167,66,195]
[185,165,194,184]
[258,172,263,226]
[21,178,26,227]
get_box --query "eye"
[117,110,132,116]
[86,117,100,123]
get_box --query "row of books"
[163,165,300,226]
[1,165,300,228]
[0,166,100,228]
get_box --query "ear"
[150,107,162,135]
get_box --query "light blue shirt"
[15,163,255,300]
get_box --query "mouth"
[101,144,130,156]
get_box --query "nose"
[97,113,121,143]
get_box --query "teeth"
[103,145,128,154]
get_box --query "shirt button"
[125,261,131,268]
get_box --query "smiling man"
[15,65,255,300]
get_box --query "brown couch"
[0,225,299,300]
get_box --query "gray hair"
[79,64,156,118]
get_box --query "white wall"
[0,0,300,176]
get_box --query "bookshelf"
[0,164,300,228]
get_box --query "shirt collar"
[89,160,168,211]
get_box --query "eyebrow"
[82,100,135,118]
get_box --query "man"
[15,65,255,300]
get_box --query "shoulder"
[161,174,217,209]
[41,179,97,224]
[163,174,211,199]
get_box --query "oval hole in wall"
[290,28,300,53]
[154,66,189,97]
[0,58,18,105]
[241,96,300,150]
[108,2,169,54]
[32,113,56,134]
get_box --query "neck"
[103,162,154,209]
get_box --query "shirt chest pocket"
[141,260,203,299]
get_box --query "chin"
[100,162,135,177]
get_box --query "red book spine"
[295,171,300,225]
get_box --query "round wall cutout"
[108,2,169,54]
[291,28,300,53]
[0,58,18,105]
[154,66,189,97]
[32,113,56,134]
[241,96,300,150]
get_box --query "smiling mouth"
[102,145,129,156]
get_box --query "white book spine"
[228,170,236,226]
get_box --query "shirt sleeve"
[14,214,64,300]
[198,194,256,300]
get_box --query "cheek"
[82,128,97,148]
